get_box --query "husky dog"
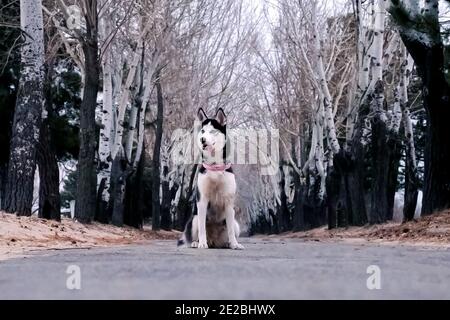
[178,108,244,250]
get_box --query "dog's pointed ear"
[215,108,226,126]
[197,108,207,122]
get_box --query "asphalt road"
[0,238,449,299]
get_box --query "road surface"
[1,238,449,299]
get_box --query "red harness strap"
[202,163,232,172]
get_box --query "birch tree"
[401,51,418,221]
[156,0,257,229]
[96,1,114,215]
[263,0,356,229]
[3,0,45,216]
[368,0,391,224]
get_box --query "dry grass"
[266,210,450,247]
[0,212,180,260]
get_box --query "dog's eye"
[211,129,218,134]
[201,129,205,134]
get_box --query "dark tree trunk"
[151,70,164,230]
[325,86,371,228]
[277,165,291,233]
[123,174,143,229]
[37,58,61,221]
[160,166,172,230]
[3,0,45,215]
[75,10,100,223]
[403,156,419,222]
[346,150,368,226]
[268,208,279,234]
[95,177,109,223]
[292,173,305,232]
[38,121,61,221]
[3,61,44,216]
[328,153,368,228]
[403,129,419,222]
[367,79,402,224]
[250,212,273,235]
[303,168,327,229]
[369,114,391,224]
[123,146,145,229]
[336,96,370,227]
[0,166,6,208]
[160,166,178,231]
[386,136,402,221]
[176,164,197,230]
[110,150,138,227]
[337,175,349,227]
[291,135,305,232]
[110,148,127,227]
[326,163,342,229]
[393,19,450,215]
[305,201,327,229]
[327,146,368,228]
[95,173,109,223]
[186,165,198,201]
[422,100,450,215]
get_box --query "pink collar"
[202,163,232,172]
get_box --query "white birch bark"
[19,0,45,96]
[370,0,387,122]
[371,0,386,85]
[125,58,159,162]
[391,46,414,133]
[311,1,340,156]
[132,73,155,169]
[386,37,403,133]
[403,109,417,169]
[98,4,114,202]
[358,0,371,95]
[390,87,403,133]
[132,105,147,169]
[346,0,371,145]
[306,101,326,200]
[111,24,151,160]
[400,52,414,106]
[124,56,144,162]
[401,50,416,167]
[20,0,45,90]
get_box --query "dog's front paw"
[191,241,199,248]
[198,241,209,249]
[230,242,244,250]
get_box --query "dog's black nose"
[201,137,206,144]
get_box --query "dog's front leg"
[197,201,208,249]
[226,207,244,250]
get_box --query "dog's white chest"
[198,171,236,219]
[198,171,236,196]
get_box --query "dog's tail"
[177,233,186,247]
[177,216,193,247]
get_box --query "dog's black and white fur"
[178,108,244,250]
